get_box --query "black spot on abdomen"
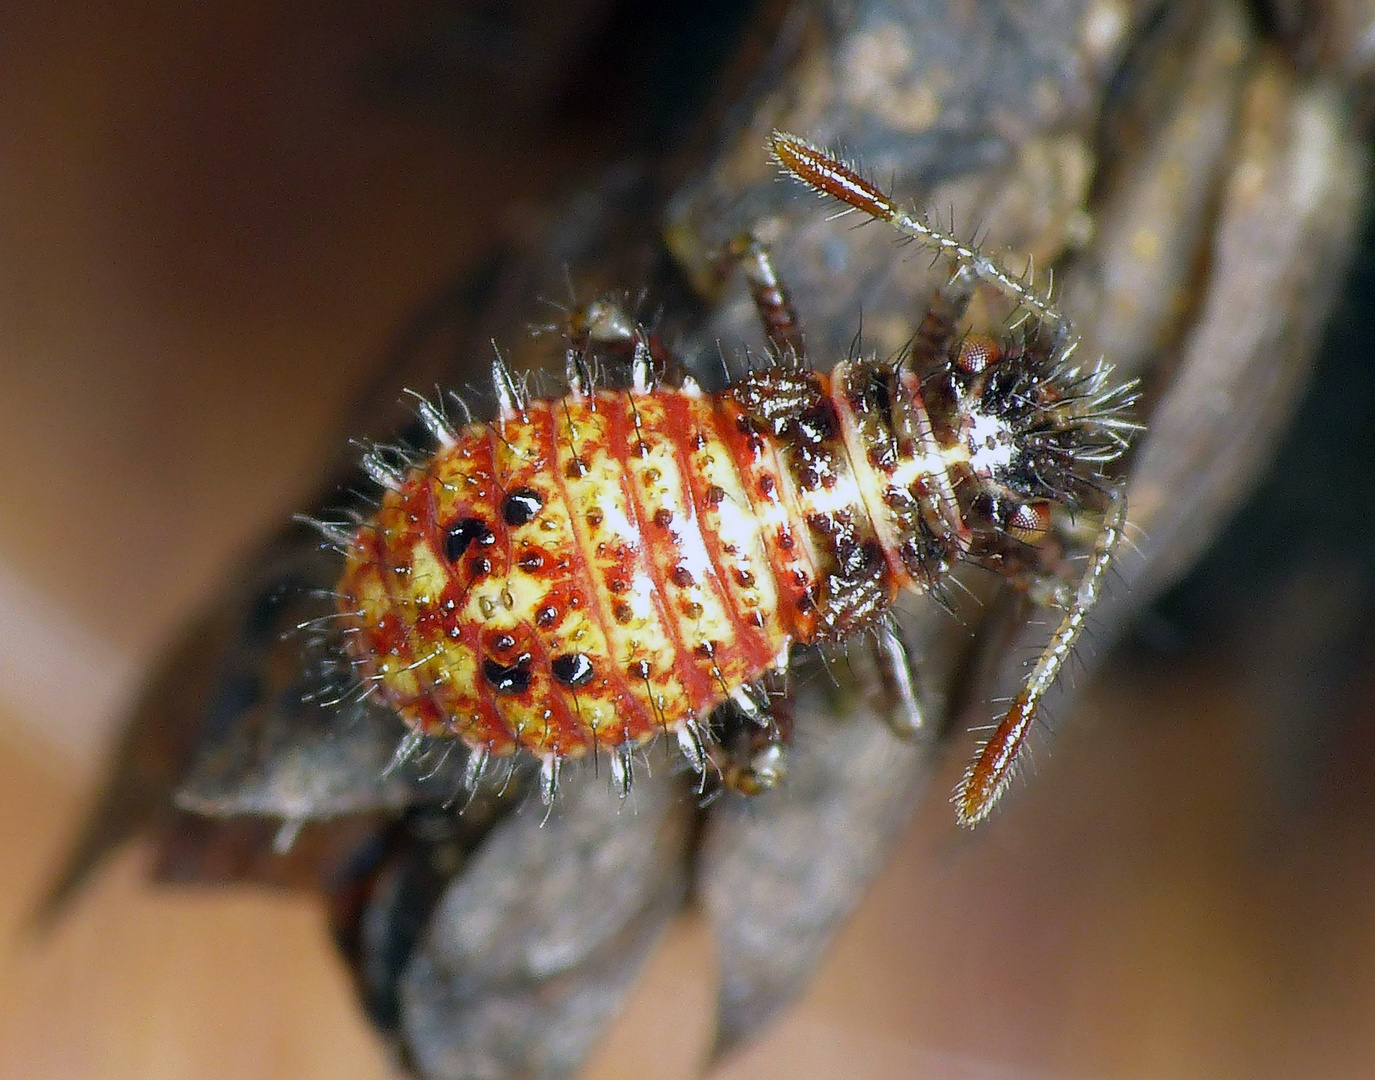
[444,518,492,562]
[503,488,543,526]
[483,655,532,695]
[551,652,595,687]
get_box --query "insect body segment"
[338,359,931,770]
[340,386,788,766]
[331,133,1137,826]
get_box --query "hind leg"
[706,687,793,796]
[559,294,691,395]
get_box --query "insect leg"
[565,297,633,395]
[564,296,677,394]
[710,234,806,365]
[710,690,793,797]
[871,618,926,737]
[952,487,1128,827]
[908,265,976,382]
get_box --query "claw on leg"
[724,739,788,796]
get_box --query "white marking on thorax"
[963,404,1015,476]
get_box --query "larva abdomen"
[339,384,803,765]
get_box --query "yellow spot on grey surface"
[1130,226,1160,261]
[841,25,940,132]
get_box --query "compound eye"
[1006,501,1051,545]
[955,334,1002,376]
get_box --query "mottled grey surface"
[401,764,692,1080]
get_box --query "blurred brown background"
[4,2,1375,1078]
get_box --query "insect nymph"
[322,132,1137,827]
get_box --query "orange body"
[339,380,860,762]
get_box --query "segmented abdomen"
[335,129,1138,823]
[338,374,891,762]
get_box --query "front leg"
[711,234,806,365]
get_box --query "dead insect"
[308,132,1138,826]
